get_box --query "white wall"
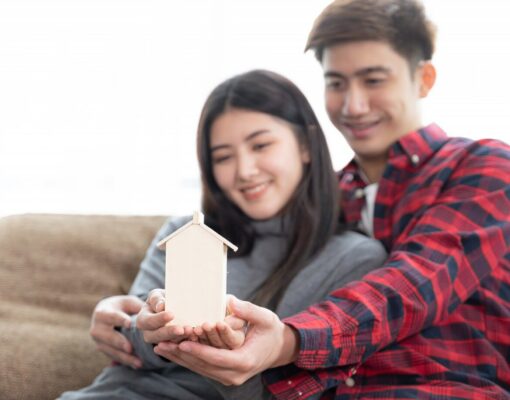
[1,0,509,218]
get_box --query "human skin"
[322,40,435,182]
[210,108,309,220]
[89,295,144,369]
[153,296,300,386]
[136,290,245,349]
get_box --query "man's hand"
[136,288,195,344]
[89,295,144,369]
[153,296,300,386]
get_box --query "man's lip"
[340,119,382,139]
[341,120,381,130]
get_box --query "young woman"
[59,70,386,399]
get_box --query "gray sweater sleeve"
[121,216,191,370]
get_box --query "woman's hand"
[136,288,195,344]
[193,296,247,349]
[194,315,247,350]
[89,295,144,369]
[153,296,300,386]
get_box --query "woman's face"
[209,108,309,220]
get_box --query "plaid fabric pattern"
[264,124,510,399]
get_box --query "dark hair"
[196,69,340,310]
[306,0,436,70]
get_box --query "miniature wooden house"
[157,211,238,327]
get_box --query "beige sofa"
[0,213,166,400]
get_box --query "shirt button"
[345,377,355,387]
[344,173,354,182]
[287,380,292,385]
[297,391,303,396]
[411,154,420,165]
[354,188,365,199]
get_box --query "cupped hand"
[153,296,300,386]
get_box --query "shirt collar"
[389,123,448,165]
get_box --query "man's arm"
[153,140,510,386]
[286,139,510,370]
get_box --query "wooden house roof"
[157,211,238,252]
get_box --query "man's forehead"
[322,41,408,76]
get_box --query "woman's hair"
[306,0,436,71]
[196,69,340,310]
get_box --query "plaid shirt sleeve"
[268,135,510,397]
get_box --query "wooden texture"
[162,212,236,326]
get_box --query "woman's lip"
[239,182,270,201]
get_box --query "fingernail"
[179,342,191,352]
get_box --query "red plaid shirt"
[263,124,510,399]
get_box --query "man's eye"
[366,78,384,86]
[326,80,344,90]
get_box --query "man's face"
[322,41,427,166]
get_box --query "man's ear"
[418,61,436,98]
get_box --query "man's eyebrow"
[324,66,391,79]
[210,129,270,153]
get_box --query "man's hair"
[306,0,437,69]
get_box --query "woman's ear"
[417,61,436,98]
[300,146,311,164]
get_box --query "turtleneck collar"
[251,215,291,236]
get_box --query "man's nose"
[341,86,369,117]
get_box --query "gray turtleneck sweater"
[59,216,386,400]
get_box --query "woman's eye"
[212,154,232,164]
[253,142,271,151]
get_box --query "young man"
[156,0,510,398]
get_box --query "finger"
[90,325,133,353]
[146,289,166,312]
[203,323,227,349]
[94,309,132,329]
[96,343,142,369]
[193,326,204,337]
[176,340,243,369]
[228,296,273,327]
[136,304,173,331]
[223,315,246,330]
[217,323,244,350]
[154,343,241,385]
[142,324,189,344]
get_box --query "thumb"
[227,295,273,326]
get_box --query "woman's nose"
[236,153,259,180]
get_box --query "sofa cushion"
[0,213,166,400]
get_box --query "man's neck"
[356,156,387,184]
